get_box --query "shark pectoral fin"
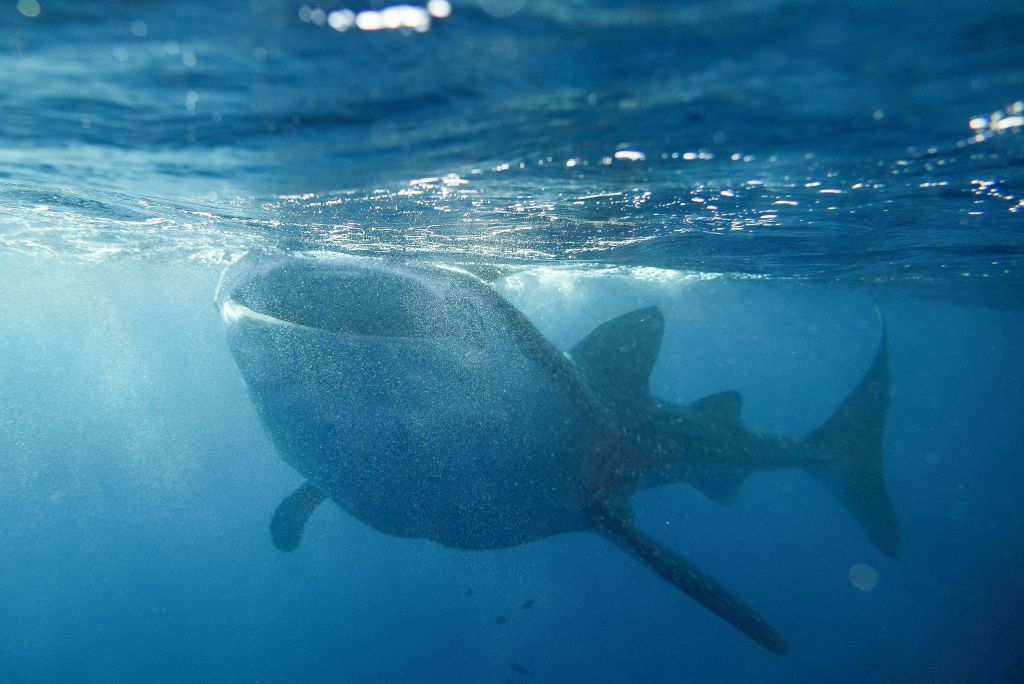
[270,481,327,552]
[569,306,664,401]
[594,504,788,656]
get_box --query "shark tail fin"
[802,321,900,558]
[594,503,788,656]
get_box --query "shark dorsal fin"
[692,391,742,423]
[570,306,664,402]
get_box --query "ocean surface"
[1,0,1022,681]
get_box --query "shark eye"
[231,263,467,339]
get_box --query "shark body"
[218,253,899,655]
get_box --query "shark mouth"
[222,258,464,339]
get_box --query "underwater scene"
[1,1,1022,682]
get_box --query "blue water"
[1,0,1022,681]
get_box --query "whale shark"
[217,253,899,656]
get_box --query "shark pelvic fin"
[803,322,900,558]
[692,390,743,424]
[271,481,326,552]
[570,306,664,402]
[592,503,788,656]
[686,468,745,506]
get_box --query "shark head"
[218,253,595,548]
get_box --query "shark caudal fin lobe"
[271,481,326,552]
[803,322,900,558]
[593,503,788,656]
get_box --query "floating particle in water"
[848,563,879,592]
[495,615,509,625]
[509,661,533,676]
[520,598,535,609]
[16,0,40,18]
[464,587,473,598]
